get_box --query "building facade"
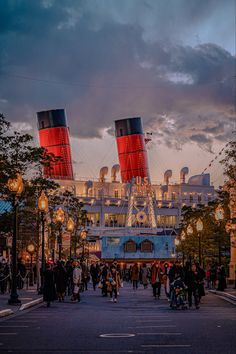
[57,168,215,263]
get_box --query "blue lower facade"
[101,235,176,261]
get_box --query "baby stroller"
[170,277,188,310]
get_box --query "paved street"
[0,283,235,354]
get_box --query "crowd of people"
[0,257,30,293]
[0,256,228,310]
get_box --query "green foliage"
[220,140,236,182]
[177,195,230,265]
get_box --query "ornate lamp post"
[215,205,224,266]
[26,243,36,286]
[67,217,75,259]
[80,229,88,262]
[54,208,65,260]
[38,191,48,294]
[187,224,193,264]
[7,173,24,305]
[180,230,186,264]
[196,218,203,265]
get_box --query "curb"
[209,290,236,305]
[19,297,43,311]
[0,309,14,318]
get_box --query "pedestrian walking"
[151,262,163,299]
[205,265,211,289]
[186,264,200,309]
[131,263,139,290]
[210,263,217,289]
[81,262,89,291]
[90,262,99,291]
[196,263,205,302]
[141,264,149,289]
[43,262,57,307]
[217,265,227,291]
[17,258,26,289]
[65,260,73,296]
[107,266,121,303]
[101,263,109,297]
[72,261,82,302]
[0,259,9,294]
[54,261,67,302]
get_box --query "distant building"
[57,168,215,264]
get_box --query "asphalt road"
[0,283,235,354]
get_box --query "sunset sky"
[0,0,235,186]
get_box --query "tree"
[47,190,87,259]
[220,140,236,184]
[177,198,230,266]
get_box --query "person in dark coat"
[185,263,200,309]
[54,261,67,302]
[43,263,57,307]
[131,263,139,290]
[17,259,26,289]
[151,262,163,299]
[217,265,227,291]
[65,260,74,296]
[101,263,109,297]
[196,263,206,301]
[90,263,99,291]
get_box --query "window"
[160,215,165,226]
[198,194,202,203]
[41,121,45,129]
[189,194,193,203]
[120,129,123,136]
[124,240,137,252]
[140,240,153,252]
[107,237,120,246]
[171,193,176,201]
[114,190,119,198]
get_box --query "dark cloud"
[0,0,235,153]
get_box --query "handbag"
[98,281,103,289]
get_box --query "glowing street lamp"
[80,229,88,261]
[196,218,203,232]
[67,217,75,259]
[215,205,225,265]
[26,243,36,286]
[54,208,65,260]
[7,173,23,195]
[215,205,224,221]
[7,173,24,305]
[67,217,75,232]
[38,191,48,212]
[54,207,65,224]
[196,218,203,265]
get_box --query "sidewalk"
[209,285,236,305]
[0,285,43,317]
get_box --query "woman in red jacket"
[151,262,163,299]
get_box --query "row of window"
[85,188,213,202]
[124,240,153,253]
[86,213,177,227]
